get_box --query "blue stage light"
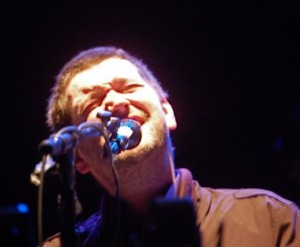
[16,203,29,214]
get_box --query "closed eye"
[122,83,144,93]
[111,78,144,93]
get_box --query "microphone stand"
[54,151,78,247]
[37,113,140,246]
[38,126,81,247]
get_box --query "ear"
[75,159,91,174]
[161,99,177,130]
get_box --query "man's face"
[65,57,176,177]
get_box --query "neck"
[110,145,175,215]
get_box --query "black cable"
[111,162,120,247]
[101,132,121,247]
[74,120,121,246]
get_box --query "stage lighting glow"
[16,203,29,214]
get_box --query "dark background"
[1,1,300,245]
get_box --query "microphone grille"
[119,119,142,150]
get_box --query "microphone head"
[117,119,142,150]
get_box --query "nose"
[103,90,130,117]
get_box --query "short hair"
[47,46,168,132]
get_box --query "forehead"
[70,57,145,88]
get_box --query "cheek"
[77,136,107,164]
[129,92,163,114]
[87,107,104,122]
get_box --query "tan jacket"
[43,168,300,246]
[193,181,300,246]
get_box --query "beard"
[76,104,175,195]
[113,109,170,166]
[77,103,173,183]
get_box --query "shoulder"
[218,187,299,216]
[41,212,102,247]
[193,181,297,208]
[193,183,300,246]
[42,233,61,247]
[192,182,300,224]
[232,188,296,206]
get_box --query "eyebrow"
[78,77,144,96]
[80,84,110,94]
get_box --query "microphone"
[39,118,141,155]
[39,126,82,156]
[109,119,142,154]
